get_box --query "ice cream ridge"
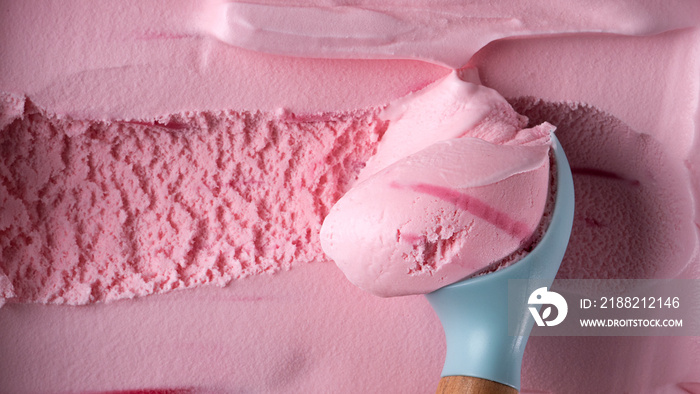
[321,70,553,296]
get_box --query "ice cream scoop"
[425,134,574,393]
[320,71,555,297]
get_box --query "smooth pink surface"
[0,1,699,394]
[206,0,700,68]
[320,73,552,296]
[0,0,449,119]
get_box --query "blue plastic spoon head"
[424,133,575,391]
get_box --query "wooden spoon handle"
[436,376,518,394]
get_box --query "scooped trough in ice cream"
[320,71,553,296]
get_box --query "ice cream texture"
[0,93,384,304]
[320,71,553,296]
[1,1,699,393]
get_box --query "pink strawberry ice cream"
[0,1,699,393]
[206,0,700,68]
[0,92,384,304]
[321,72,553,296]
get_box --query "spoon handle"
[437,376,518,394]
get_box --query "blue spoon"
[425,133,575,393]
